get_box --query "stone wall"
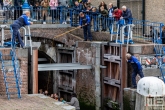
[76,42,102,110]
[0,49,28,96]
[91,0,117,8]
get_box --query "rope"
[53,25,85,40]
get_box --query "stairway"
[0,48,22,99]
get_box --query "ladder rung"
[6,81,16,84]
[5,76,15,78]
[3,65,14,67]
[7,86,17,88]
[7,92,18,95]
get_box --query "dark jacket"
[79,14,90,26]
[12,14,31,29]
[100,9,108,17]
[74,4,83,11]
[162,30,165,44]
[122,8,132,23]
[128,56,142,71]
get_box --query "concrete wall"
[0,49,28,95]
[145,0,165,23]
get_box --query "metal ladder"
[0,26,22,99]
[0,49,22,99]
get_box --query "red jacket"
[113,9,122,21]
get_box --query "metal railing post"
[0,25,8,46]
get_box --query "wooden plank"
[104,81,120,88]
[104,77,120,84]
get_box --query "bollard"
[135,77,165,110]
[22,0,30,14]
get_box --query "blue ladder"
[0,49,22,99]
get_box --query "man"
[14,0,23,20]
[113,6,122,21]
[126,53,144,88]
[79,12,92,41]
[11,11,33,48]
[121,5,132,24]
[73,1,83,26]
[113,6,122,35]
[108,3,114,33]
[67,93,80,110]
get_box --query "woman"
[67,93,80,110]
[162,26,165,44]
[49,0,58,24]
[98,1,107,12]
[41,0,49,24]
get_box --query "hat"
[113,6,118,10]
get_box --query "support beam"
[38,65,92,71]
[32,47,38,94]
[38,63,81,68]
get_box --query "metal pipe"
[0,25,7,46]
[142,0,145,35]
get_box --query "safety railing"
[1,6,164,43]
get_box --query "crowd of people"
[39,89,80,110]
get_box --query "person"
[144,26,160,42]
[113,6,122,35]
[92,7,99,32]
[121,5,132,24]
[39,89,43,94]
[54,93,59,101]
[3,0,11,24]
[67,93,80,110]
[32,2,40,21]
[79,12,92,41]
[108,3,114,33]
[126,53,144,88]
[11,11,33,48]
[73,1,83,26]
[98,1,107,13]
[113,6,122,21]
[100,6,108,31]
[49,0,58,24]
[14,0,23,20]
[41,0,49,24]
[161,26,165,44]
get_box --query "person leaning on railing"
[11,11,33,48]
[92,7,99,32]
[72,1,83,26]
[108,3,114,34]
[100,6,108,31]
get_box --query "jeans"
[132,69,144,87]
[51,9,57,23]
[93,16,99,31]
[12,25,24,47]
[101,17,106,30]
[108,17,114,34]
[83,24,92,41]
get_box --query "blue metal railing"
[1,6,164,43]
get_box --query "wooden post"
[32,47,38,94]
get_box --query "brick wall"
[0,49,28,96]
[91,0,117,8]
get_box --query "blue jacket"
[128,56,142,70]
[122,8,132,20]
[79,15,90,26]
[74,4,83,11]
[12,14,31,29]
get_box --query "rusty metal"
[101,42,127,110]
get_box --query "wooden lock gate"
[101,43,127,110]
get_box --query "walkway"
[0,94,75,110]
